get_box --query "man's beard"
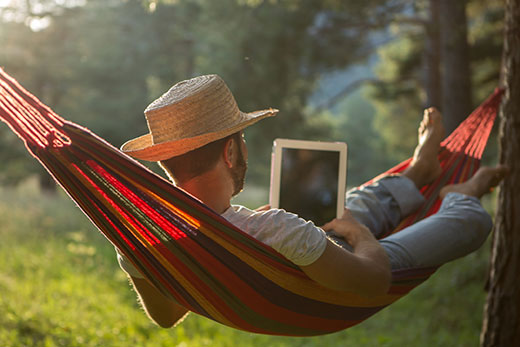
[231,145,247,197]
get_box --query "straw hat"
[121,75,278,161]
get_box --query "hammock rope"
[0,68,503,336]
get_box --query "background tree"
[0,0,407,188]
[0,0,506,190]
[424,0,441,108]
[0,0,155,190]
[367,0,503,163]
[480,0,520,344]
[439,0,472,133]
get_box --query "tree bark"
[439,0,472,133]
[424,0,441,108]
[480,0,520,345]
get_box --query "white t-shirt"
[221,205,327,266]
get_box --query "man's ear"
[223,137,235,168]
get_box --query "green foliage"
[334,88,395,187]
[0,182,495,346]
[0,0,505,189]
[467,0,504,101]
[369,32,425,161]
[0,0,389,187]
[0,0,155,184]
[306,86,395,188]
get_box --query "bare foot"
[403,107,445,188]
[440,165,509,199]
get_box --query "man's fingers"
[255,204,271,212]
[321,219,336,231]
[341,208,353,218]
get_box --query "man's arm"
[116,249,189,328]
[300,209,391,297]
[127,275,189,328]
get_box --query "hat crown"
[121,74,277,161]
[145,75,241,145]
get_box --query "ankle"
[439,184,478,200]
[402,160,441,189]
[401,168,423,189]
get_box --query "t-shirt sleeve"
[263,210,327,266]
[226,207,327,266]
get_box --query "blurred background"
[0,0,505,346]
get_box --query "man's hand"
[116,249,189,328]
[321,209,377,247]
[300,209,391,297]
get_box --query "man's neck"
[177,171,233,214]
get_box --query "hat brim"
[121,108,278,161]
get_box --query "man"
[117,74,508,328]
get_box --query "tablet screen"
[270,139,347,227]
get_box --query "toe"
[490,165,509,186]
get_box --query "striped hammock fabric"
[0,68,503,336]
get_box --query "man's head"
[159,131,247,196]
[121,75,277,162]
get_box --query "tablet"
[269,139,347,226]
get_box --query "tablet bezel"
[269,138,347,223]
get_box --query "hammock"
[0,68,502,336]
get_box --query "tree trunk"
[439,0,472,133]
[480,0,520,345]
[424,0,441,108]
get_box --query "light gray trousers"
[329,175,493,270]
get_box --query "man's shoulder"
[223,205,300,223]
[221,206,327,266]
[222,205,321,235]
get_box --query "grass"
[0,179,496,346]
